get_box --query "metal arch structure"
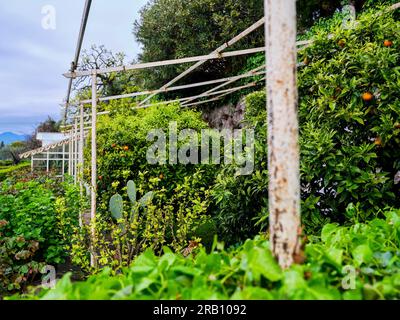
[63,0,92,124]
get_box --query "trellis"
[56,1,400,268]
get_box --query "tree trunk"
[10,151,21,165]
[265,0,301,269]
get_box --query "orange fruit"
[338,39,346,48]
[159,173,164,179]
[362,92,374,101]
[111,143,116,148]
[123,146,129,151]
[374,137,382,146]
[384,40,393,47]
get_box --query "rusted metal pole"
[265,0,301,269]
[90,73,98,267]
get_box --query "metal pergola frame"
[53,1,400,268]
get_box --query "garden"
[1,0,400,301]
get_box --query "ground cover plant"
[10,208,400,300]
[0,176,80,297]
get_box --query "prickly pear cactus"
[139,191,154,207]
[127,180,136,204]
[109,194,123,220]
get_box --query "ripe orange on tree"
[362,92,374,102]
[123,146,129,151]
[374,137,382,146]
[383,40,393,47]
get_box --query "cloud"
[0,0,147,134]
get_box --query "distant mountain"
[0,132,27,145]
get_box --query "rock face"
[202,98,246,130]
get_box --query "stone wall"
[202,98,246,130]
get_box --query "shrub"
[0,162,30,181]
[69,174,213,273]
[90,103,217,204]
[75,103,220,266]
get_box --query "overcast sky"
[0,0,148,134]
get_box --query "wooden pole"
[265,0,301,269]
[90,73,97,268]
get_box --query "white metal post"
[62,143,65,180]
[265,0,301,269]
[74,117,78,184]
[90,73,98,267]
[68,130,72,176]
[46,151,50,173]
[79,104,85,228]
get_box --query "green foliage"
[0,181,64,263]
[0,162,30,181]
[134,0,264,91]
[70,175,213,273]
[0,220,45,295]
[211,91,268,244]
[91,103,214,202]
[81,103,219,254]
[12,209,400,300]
[212,7,400,243]
[0,178,81,296]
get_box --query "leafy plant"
[11,208,400,300]
[0,177,81,296]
